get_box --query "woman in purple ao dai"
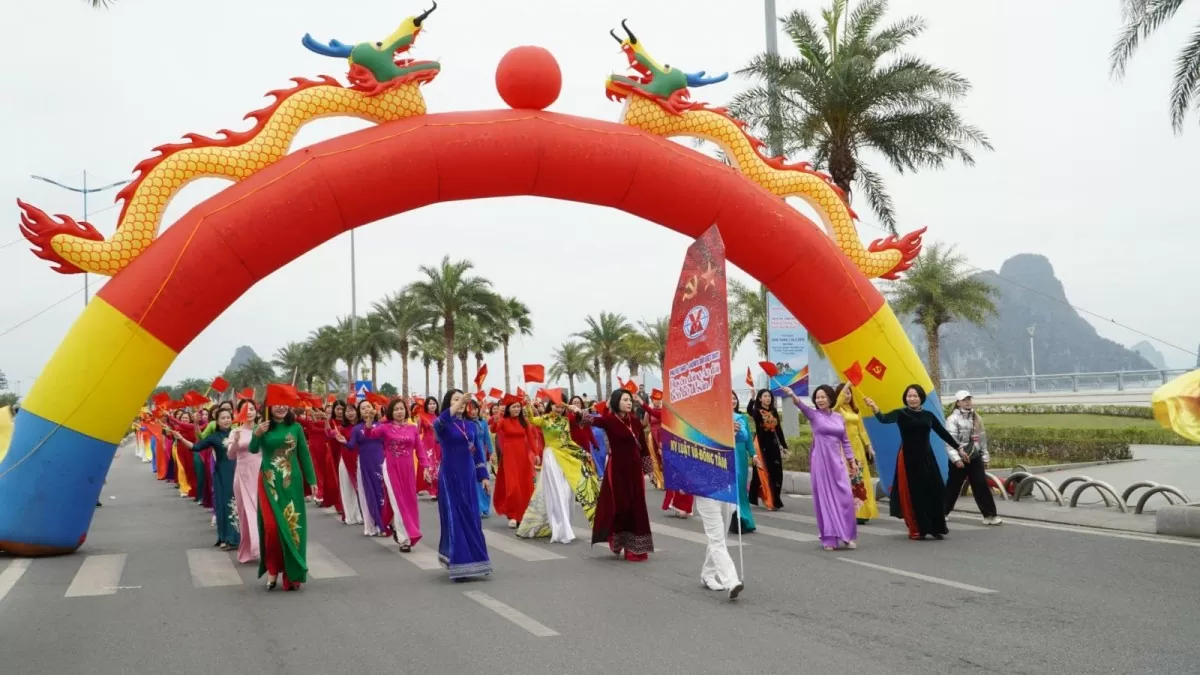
[783,385,858,551]
[365,398,430,552]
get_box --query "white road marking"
[947,514,1200,548]
[373,537,442,570]
[652,522,752,546]
[306,542,357,579]
[0,559,31,605]
[483,530,566,561]
[840,558,996,594]
[186,549,242,588]
[462,590,559,637]
[65,554,127,597]
[754,525,820,543]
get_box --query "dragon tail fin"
[17,199,103,275]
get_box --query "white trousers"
[696,497,739,591]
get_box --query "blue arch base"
[0,410,117,556]
[861,390,950,495]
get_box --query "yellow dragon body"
[19,6,441,277]
[606,22,924,280]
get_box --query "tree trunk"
[603,359,615,398]
[593,357,602,400]
[568,374,575,399]
[400,343,410,398]
[502,338,512,393]
[423,363,431,398]
[630,363,641,379]
[443,317,456,391]
[305,375,315,392]
[436,361,444,400]
[924,323,942,392]
[458,353,469,391]
[828,139,857,206]
[371,357,378,390]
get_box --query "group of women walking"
[137,376,999,597]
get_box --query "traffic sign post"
[353,380,373,400]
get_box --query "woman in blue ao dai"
[434,389,492,581]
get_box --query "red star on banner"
[866,357,887,380]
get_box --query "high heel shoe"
[266,579,278,591]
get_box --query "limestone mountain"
[224,346,261,374]
[1131,341,1167,370]
[901,254,1153,379]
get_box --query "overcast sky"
[1,0,1197,397]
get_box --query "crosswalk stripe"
[0,559,32,605]
[651,522,752,547]
[754,525,820,543]
[306,542,357,579]
[65,554,127,597]
[186,549,242,588]
[463,590,559,637]
[840,558,997,594]
[483,530,567,561]
[372,537,443,570]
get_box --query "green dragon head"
[604,20,727,110]
[302,2,441,94]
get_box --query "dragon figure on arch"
[18,3,442,277]
[605,19,925,280]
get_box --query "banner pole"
[736,501,745,582]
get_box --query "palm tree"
[493,297,534,392]
[1110,0,1200,132]
[728,279,769,359]
[373,291,423,398]
[358,312,396,389]
[406,255,497,391]
[639,316,670,374]
[574,312,634,398]
[227,357,277,391]
[730,0,992,232]
[887,243,997,390]
[171,378,211,399]
[619,333,656,381]
[272,342,308,387]
[333,316,366,386]
[462,315,500,389]
[548,341,590,398]
[413,327,447,399]
[307,325,347,390]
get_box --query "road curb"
[782,471,812,496]
[1155,504,1200,538]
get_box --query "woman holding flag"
[587,388,654,562]
[251,386,317,591]
[516,391,600,544]
[747,388,788,511]
[173,407,240,551]
[228,399,261,564]
[433,389,492,581]
[730,392,758,534]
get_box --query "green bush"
[781,426,1138,473]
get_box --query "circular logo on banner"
[682,305,710,340]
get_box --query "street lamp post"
[1028,326,1036,393]
[30,171,131,306]
[763,0,784,158]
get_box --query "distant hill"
[902,254,1153,379]
[224,346,260,373]
[1131,341,1167,370]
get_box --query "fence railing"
[940,369,1191,395]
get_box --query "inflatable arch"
[1,12,947,556]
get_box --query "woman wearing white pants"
[696,413,750,599]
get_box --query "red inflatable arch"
[99,108,882,352]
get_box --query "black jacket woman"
[863,385,963,540]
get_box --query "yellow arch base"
[820,303,948,491]
[22,297,177,445]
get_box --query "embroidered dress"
[747,406,787,508]
[516,411,600,543]
[835,402,878,519]
[250,422,317,586]
[365,421,428,547]
[349,423,392,537]
[434,410,491,580]
[190,428,239,547]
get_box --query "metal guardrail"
[1048,476,1192,515]
[941,368,1190,396]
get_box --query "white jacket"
[945,408,988,464]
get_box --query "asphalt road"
[3,450,1198,675]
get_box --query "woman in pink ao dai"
[365,399,431,552]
